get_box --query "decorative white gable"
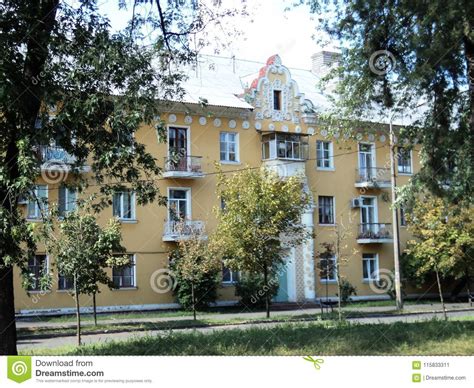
[246,55,305,125]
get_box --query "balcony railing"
[355,167,391,188]
[37,145,76,165]
[163,155,204,178]
[357,223,393,243]
[163,220,206,241]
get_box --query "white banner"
[1,356,472,387]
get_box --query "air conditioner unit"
[351,197,362,208]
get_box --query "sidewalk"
[16,302,474,330]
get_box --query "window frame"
[273,90,282,111]
[318,195,335,225]
[316,140,334,170]
[57,273,74,291]
[220,131,239,163]
[167,187,191,221]
[222,264,239,284]
[58,185,77,217]
[397,147,413,175]
[27,185,48,220]
[112,254,136,289]
[28,254,49,292]
[362,253,379,281]
[319,255,337,283]
[113,190,136,221]
[400,207,407,227]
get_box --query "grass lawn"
[22,319,474,356]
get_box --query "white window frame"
[113,190,136,221]
[318,195,335,226]
[28,254,49,292]
[112,254,137,289]
[400,207,407,227]
[167,187,192,221]
[316,140,334,170]
[220,131,239,164]
[359,195,379,225]
[57,273,74,291]
[58,185,77,217]
[27,185,48,220]
[397,147,413,175]
[362,253,379,281]
[222,265,239,284]
[319,255,337,283]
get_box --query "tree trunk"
[336,271,342,322]
[74,275,82,346]
[435,268,448,321]
[191,282,196,321]
[264,265,270,318]
[92,292,97,326]
[0,265,18,355]
[463,26,474,140]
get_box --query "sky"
[96,0,325,69]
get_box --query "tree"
[302,0,473,204]
[0,0,245,354]
[405,195,474,320]
[169,222,220,320]
[317,220,356,321]
[44,206,129,345]
[211,167,311,318]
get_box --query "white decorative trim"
[184,115,193,124]
[228,119,237,129]
[255,121,262,130]
[356,133,363,141]
[281,124,289,132]
[307,127,315,135]
[379,134,386,143]
[320,129,328,137]
[268,123,275,131]
[199,116,207,125]
[368,133,375,142]
[213,118,221,128]
[242,120,250,129]
[295,125,301,133]
[168,114,177,123]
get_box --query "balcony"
[163,220,206,242]
[163,155,204,179]
[36,145,90,173]
[357,223,393,244]
[355,168,391,188]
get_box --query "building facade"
[14,52,421,315]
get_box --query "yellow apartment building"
[14,51,423,315]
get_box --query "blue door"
[274,264,288,302]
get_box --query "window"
[319,255,337,282]
[362,253,379,281]
[28,255,48,291]
[58,185,77,217]
[168,189,189,221]
[113,190,135,220]
[316,141,334,169]
[27,185,48,220]
[113,255,136,288]
[261,133,308,160]
[58,273,74,290]
[397,147,412,174]
[222,265,239,284]
[220,132,238,162]
[273,90,281,110]
[318,196,335,225]
[400,207,407,226]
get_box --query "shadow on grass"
[24,319,474,356]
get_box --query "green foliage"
[337,279,357,305]
[169,249,219,310]
[303,0,474,204]
[406,195,474,282]
[44,205,128,296]
[235,272,279,309]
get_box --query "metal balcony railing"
[357,223,392,241]
[163,220,205,241]
[355,167,391,187]
[37,145,76,165]
[163,155,203,175]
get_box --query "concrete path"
[16,302,473,330]
[17,309,474,351]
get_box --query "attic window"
[273,90,281,111]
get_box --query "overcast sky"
[97,0,324,69]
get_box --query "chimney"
[311,49,341,77]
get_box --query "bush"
[337,279,357,304]
[235,272,279,308]
[169,251,220,311]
